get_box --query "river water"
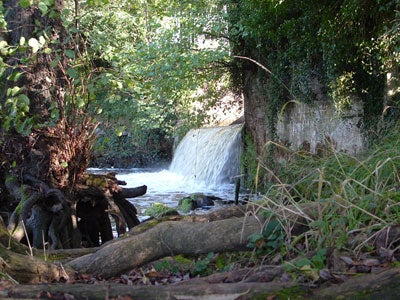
[90,167,237,221]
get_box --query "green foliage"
[283,249,327,282]
[177,197,194,214]
[144,203,177,218]
[1,0,234,168]
[153,259,180,275]
[247,218,284,255]
[152,253,237,278]
[250,123,400,280]
[193,252,216,276]
[241,132,263,191]
[75,0,232,165]
[227,0,398,130]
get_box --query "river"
[89,167,237,221]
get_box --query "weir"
[169,124,243,187]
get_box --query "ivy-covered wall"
[228,0,399,158]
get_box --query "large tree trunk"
[0,0,84,248]
[1,0,89,187]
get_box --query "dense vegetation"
[227,0,399,188]
[72,0,234,167]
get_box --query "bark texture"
[68,215,265,278]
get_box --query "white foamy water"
[170,124,243,185]
[114,168,236,219]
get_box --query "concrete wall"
[276,100,364,155]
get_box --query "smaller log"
[118,185,147,199]
[0,244,73,284]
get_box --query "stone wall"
[276,100,364,155]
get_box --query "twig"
[21,220,33,256]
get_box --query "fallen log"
[67,215,266,278]
[0,244,72,284]
[7,267,400,299]
[5,281,296,300]
[67,201,328,278]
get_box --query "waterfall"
[169,124,243,186]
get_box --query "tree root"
[5,172,143,249]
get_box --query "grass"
[248,125,400,279]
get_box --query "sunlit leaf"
[7,86,20,97]
[43,0,55,5]
[28,38,40,53]
[0,40,7,49]
[7,71,22,82]
[38,36,46,46]
[38,2,48,15]
[43,47,52,54]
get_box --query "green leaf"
[66,67,78,79]
[38,2,48,15]
[7,71,23,82]
[17,94,30,107]
[61,161,68,168]
[43,0,55,5]
[65,49,75,59]
[19,0,33,8]
[50,56,61,68]
[295,257,312,268]
[7,86,20,97]
[50,108,60,120]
